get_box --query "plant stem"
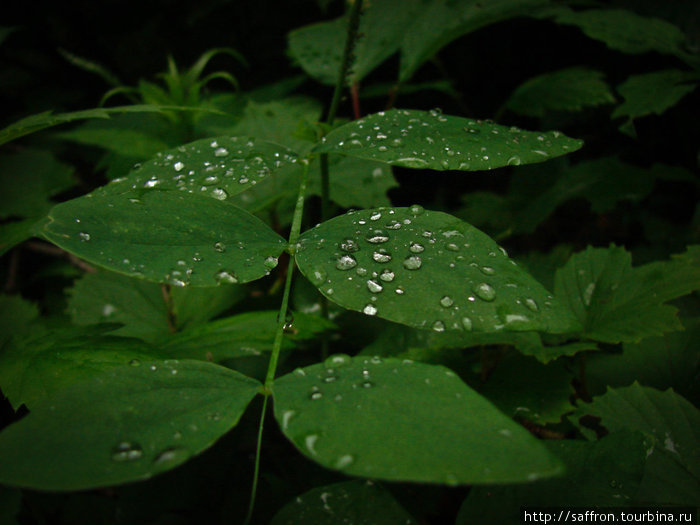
[244,161,309,524]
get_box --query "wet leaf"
[97,135,298,202]
[296,207,579,334]
[0,360,260,491]
[271,480,417,525]
[273,357,562,484]
[313,109,582,171]
[41,189,287,287]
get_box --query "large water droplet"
[173,161,185,172]
[524,298,539,312]
[111,441,143,462]
[409,242,425,253]
[367,280,383,293]
[379,269,395,282]
[403,255,422,270]
[366,231,389,244]
[211,188,228,200]
[336,254,357,270]
[473,282,496,301]
[214,147,229,157]
[214,270,239,284]
[372,250,392,263]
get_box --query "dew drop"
[214,270,239,284]
[409,242,425,253]
[379,269,395,282]
[153,447,189,466]
[432,320,446,332]
[366,231,389,244]
[79,232,91,242]
[129,359,141,366]
[367,280,383,293]
[369,211,382,221]
[372,250,392,263]
[480,266,496,276]
[310,391,323,400]
[264,256,278,270]
[524,298,539,312]
[173,161,185,172]
[403,255,422,270]
[363,304,378,316]
[211,188,228,200]
[340,239,359,252]
[111,441,143,462]
[473,282,496,301]
[213,242,226,253]
[410,204,425,215]
[305,434,319,455]
[214,147,229,157]
[439,296,454,308]
[311,268,327,285]
[336,254,358,270]
[461,316,473,331]
[334,454,355,469]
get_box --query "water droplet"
[379,269,395,282]
[372,250,392,263]
[153,447,189,467]
[214,270,239,284]
[213,242,226,253]
[79,232,91,242]
[211,188,228,200]
[363,304,378,316]
[336,254,357,270]
[439,296,454,307]
[310,391,323,400]
[366,231,389,244]
[473,282,496,301]
[583,282,595,306]
[410,204,425,215]
[311,268,327,285]
[111,441,143,462]
[409,242,425,253]
[480,266,496,275]
[445,243,459,252]
[524,298,539,311]
[264,256,278,269]
[214,147,229,157]
[340,239,359,252]
[507,155,522,166]
[282,410,296,430]
[461,316,473,331]
[403,255,422,270]
[173,161,185,171]
[355,267,367,276]
[395,286,405,295]
[361,381,374,388]
[367,280,383,293]
[305,434,319,455]
[334,454,355,469]
[432,320,446,332]
[369,211,382,221]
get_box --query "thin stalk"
[244,161,309,524]
[319,0,364,222]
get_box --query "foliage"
[0,0,698,523]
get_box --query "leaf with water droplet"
[313,109,582,171]
[0,360,260,490]
[40,189,286,286]
[296,207,579,334]
[96,135,298,201]
[273,357,562,484]
[271,480,418,525]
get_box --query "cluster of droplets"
[105,136,297,202]
[321,108,578,171]
[301,206,552,333]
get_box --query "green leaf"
[57,126,170,159]
[97,135,299,202]
[0,218,37,256]
[0,294,39,348]
[612,70,699,136]
[0,149,75,219]
[313,109,583,171]
[503,67,616,118]
[288,0,422,86]
[309,156,398,209]
[399,0,553,82]
[0,360,260,491]
[457,432,649,524]
[271,480,417,525]
[478,353,575,424]
[0,105,218,146]
[67,270,246,341]
[296,207,579,334]
[586,318,700,401]
[273,357,562,484]
[573,383,700,504]
[162,310,334,362]
[41,189,287,287]
[554,245,700,343]
[0,328,167,409]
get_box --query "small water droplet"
[129,359,141,366]
[214,270,239,284]
[473,282,496,301]
[366,231,389,244]
[363,304,378,316]
[334,454,355,469]
[264,256,278,269]
[111,441,143,462]
[79,232,91,242]
[410,204,425,215]
[213,242,226,253]
[282,410,296,430]
[480,266,496,275]
[153,447,188,466]
[305,434,319,455]
[336,254,358,270]
[310,391,323,400]
[403,255,422,270]
[432,320,446,332]
[461,317,473,331]
[409,242,425,253]
[340,239,359,252]
[214,147,229,157]
[379,269,395,282]
[372,250,392,263]
[524,298,539,312]
[324,354,351,367]
[173,161,185,171]
[439,296,454,307]
[369,211,382,221]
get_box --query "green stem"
[244,161,310,524]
